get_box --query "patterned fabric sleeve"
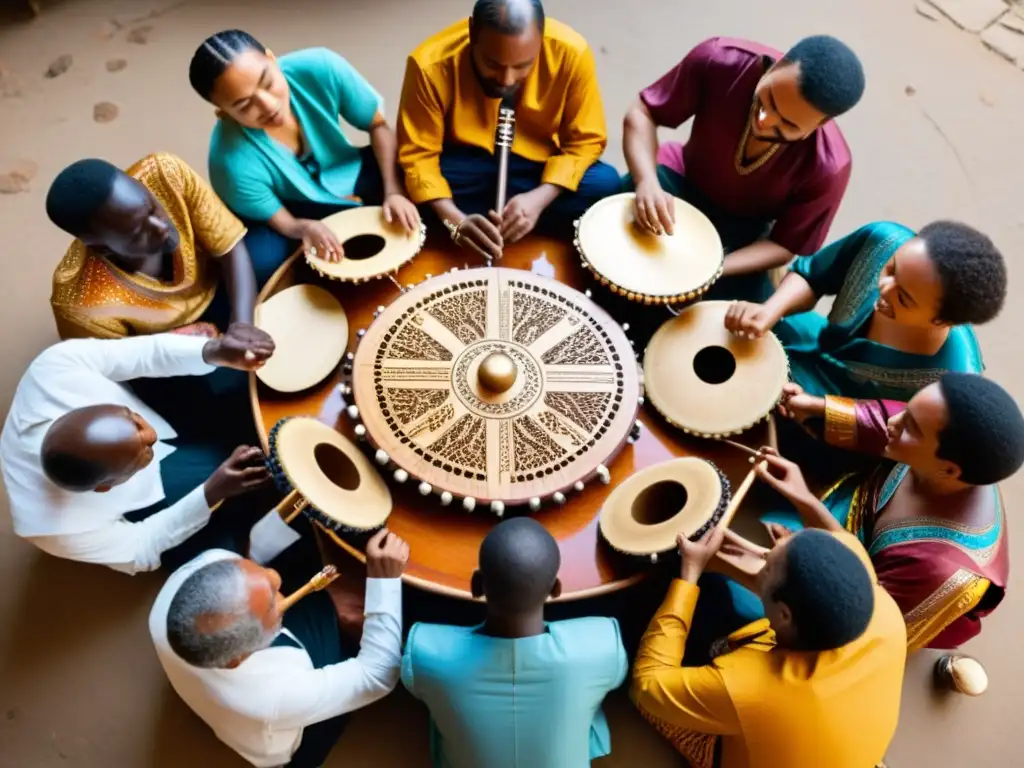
[824,397,906,454]
[788,223,875,298]
[170,154,246,257]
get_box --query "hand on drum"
[777,382,826,424]
[633,179,675,236]
[204,446,271,507]
[676,526,727,584]
[752,447,816,510]
[501,190,545,244]
[365,529,410,579]
[203,322,276,371]
[382,193,421,233]
[299,219,344,263]
[455,213,503,261]
[724,301,775,339]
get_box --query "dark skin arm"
[220,240,258,326]
[368,113,420,232]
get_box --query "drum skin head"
[255,284,348,393]
[306,206,426,282]
[575,192,723,304]
[599,457,729,556]
[644,301,789,437]
[268,417,392,531]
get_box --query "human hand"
[753,447,817,511]
[203,322,275,371]
[454,213,504,261]
[501,190,546,244]
[633,179,675,236]
[777,382,825,423]
[204,446,270,506]
[365,529,410,579]
[383,193,421,234]
[677,525,727,583]
[764,522,795,546]
[298,219,344,263]
[724,301,776,339]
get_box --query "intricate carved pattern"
[541,325,607,365]
[384,388,449,425]
[544,391,612,433]
[512,289,567,347]
[427,289,487,345]
[512,415,567,472]
[408,403,455,439]
[389,322,452,361]
[453,341,541,417]
[538,410,584,447]
[499,419,511,474]
[426,414,487,472]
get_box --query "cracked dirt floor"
[2,0,1024,765]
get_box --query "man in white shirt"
[151,528,408,768]
[1,325,275,574]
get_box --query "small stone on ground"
[93,102,119,123]
[44,54,73,79]
[106,59,128,73]
[126,25,154,44]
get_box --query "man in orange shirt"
[397,0,620,260]
[631,460,905,768]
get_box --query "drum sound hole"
[693,346,736,385]
[342,234,386,260]
[632,480,689,526]
[313,443,361,491]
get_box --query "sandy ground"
[1,0,1023,765]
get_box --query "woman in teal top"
[189,30,419,278]
[725,219,1006,401]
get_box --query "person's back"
[403,617,625,768]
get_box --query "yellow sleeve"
[541,46,608,192]
[397,57,451,204]
[51,304,129,340]
[175,156,246,257]
[630,580,741,735]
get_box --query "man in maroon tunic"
[623,36,864,302]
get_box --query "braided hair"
[189,30,266,101]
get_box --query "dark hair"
[917,220,1007,326]
[45,159,121,238]
[471,0,545,35]
[772,530,874,651]
[40,447,107,491]
[188,29,266,101]
[937,373,1024,485]
[478,518,560,611]
[780,35,865,118]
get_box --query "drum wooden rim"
[599,457,729,555]
[254,284,349,393]
[269,416,392,531]
[306,206,426,283]
[574,192,724,305]
[644,301,789,438]
[348,267,642,506]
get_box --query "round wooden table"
[251,235,771,601]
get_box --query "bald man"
[1,327,273,574]
[401,518,627,768]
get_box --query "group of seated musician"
[3,0,1024,766]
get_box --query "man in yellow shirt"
[397,0,619,260]
[631,458,906,768]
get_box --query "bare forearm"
[267,208,306,240]
[623,102,660,186]
[762,272,818,323]
[721,241,793,278]
[368,121,404,199]
[796,497,844,532]
[430,198,465,226]
[221,244,257,325]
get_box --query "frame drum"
[644,301,789,437]
[267,417,392,532]
[574,192,724,305]
[599,457,730,561]
[305,206,427,283]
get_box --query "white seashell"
[376,305,386,314]
[491,501,505,517]
[638,395,645,406]
[529,497,541,511]
[418,482,432,496]
[463,497,477,512]
[650,553,659,564]
[346,405,359,419]
[622,323,630,332]
[354,424,367,438]
[345,352,354,362]
[597,465,611,484]
[356,328,366,338]
[584,289,592,298]
[573,481,585,492]
[393,469,408,483]
[553,492,566,505]
[440,491,453,506]
[375,449,389,465]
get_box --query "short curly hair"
[937,373,1024,485]
[772,530,874,651]
[45,158,121,238]
[918,221,1007,326]
[781,35,865,118]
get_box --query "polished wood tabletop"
[251,234,772,601]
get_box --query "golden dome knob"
[478,351,517,394]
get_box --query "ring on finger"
[308,246,318,257]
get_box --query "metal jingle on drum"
[573,481,585,492]
[440,491,453,506]
[418,481,433,496]
[375,449,389,465]
[529,497,541,511]
[394,469,409,483]
[463,497,477,512]
[491,501,505,517]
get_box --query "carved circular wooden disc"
[352,267,642,504]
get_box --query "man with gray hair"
[149,528,409,767]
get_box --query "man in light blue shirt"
[401,518,627,768]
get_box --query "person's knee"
[580,161,624,201]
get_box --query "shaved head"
[472,518,561,613]
[42,405,158,492]
[471,0,545,35]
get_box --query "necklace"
[733,104,781,176]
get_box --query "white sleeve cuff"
[364,578,402,616]
[158,334,217,376]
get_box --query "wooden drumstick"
[717,459,764,531]
[279,565,340,613]
[273,489,310,525]
[720,438,760,459]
